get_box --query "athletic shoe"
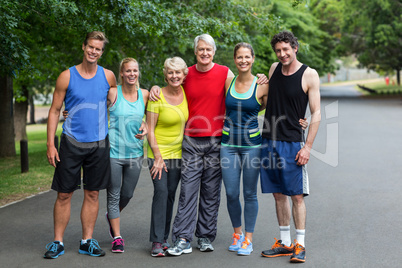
[261,238,294,258]
[43,241,64,259]
[162,240,170,251]
[151,242,165,257]
[79,239,105,257]
[228,233,245,252]
[197,237,214,252]
[105,212,115,239]
[237,238,253,256]
[166,239,192,256]
[290,240,306,263]
[111,237,124,253]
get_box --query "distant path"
[320,78,383,98]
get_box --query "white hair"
[194,34,216,53]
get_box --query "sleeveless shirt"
[109,85,145,159]
[62,65,109,142]
[222,76,261,147]
[262,63,308,142]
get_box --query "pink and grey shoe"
[111,237,124,253]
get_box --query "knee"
[243,189,257,202]
[226,188,240,201]
[273,192,287,203]
[291,195,304,206]
[84,190,99,202]
[57,192,73,203]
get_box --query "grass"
[0,123,62,207]
[359,81,402,94]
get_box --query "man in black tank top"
[260,31,321,263]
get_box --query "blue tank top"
[109,85,145,159]
[222,76,262,147]
[62,66,109,142]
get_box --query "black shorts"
[51,133,111,193]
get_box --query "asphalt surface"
[1,84,402,268]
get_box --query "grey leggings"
[107,157,143,219]
[148,158,181,243]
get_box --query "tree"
[339,0,401,85]
[239,0,339,76]
[2,0,277,157]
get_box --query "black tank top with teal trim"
[262,62,308,142]
[222,76,262,147]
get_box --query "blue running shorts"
[260,138,309,196]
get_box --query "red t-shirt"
[183,64,229,137]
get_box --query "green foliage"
[339,0,401,80]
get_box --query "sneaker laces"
[112,238,124,246]
[87,239,101,253]
[199,237,210,245]
[46,242,59,252]
[152,242,162,250]
[294,243,304,255]
[241,238,250,249]
[271,238,282,249]
[231,233,240,245]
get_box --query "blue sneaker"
[166,238,192,256]
[228,233,245,252]
[44,241,64,259]
[237,238,253,256]
[79,239,105,257]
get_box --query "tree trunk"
[396,68,400,86]
[0,75,16,157]
[29,94,35,124]
[14,85,28,141]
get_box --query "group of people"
[43,30,320,264]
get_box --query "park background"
[0,0,401,217]
[1,1,402,267]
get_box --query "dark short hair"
[233,42,255,58]
[270,31,299,52]
[83,31,109,50]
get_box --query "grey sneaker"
[162,240,170,251]
[197,237,214,252]
[151,242,165,257]
[166,239,192,256]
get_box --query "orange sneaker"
[261,238,294,258]
[290,240,306,263]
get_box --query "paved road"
[2,85,402,267]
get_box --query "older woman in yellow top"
[146,57,189,257]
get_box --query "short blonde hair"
[119,57,140,88]
[163,57,188,83]
[83,31,109,50]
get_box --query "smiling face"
[274,41,298,67]
[234,47,255,73]
[82,39,105,64]
[165,68,185,88]
[195,40,215,67]
[120,61,139,86]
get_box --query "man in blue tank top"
[260,31,321,263]
[44,31,117,259]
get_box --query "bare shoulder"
[268,62,279,79]
[55,69,70,91]
[104,68,117,87]
[141,88,150,100]
[302,67,320,92]
[305,67,319,80]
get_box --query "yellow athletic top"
[147,86,189,159]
